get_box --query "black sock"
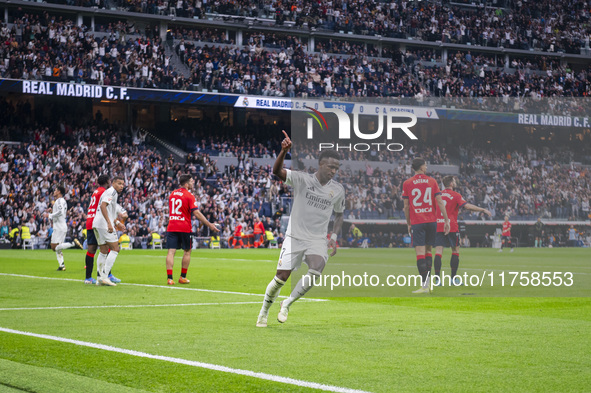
[417,257,429,286]
[425,253,433,275]
[434,254,442,277]
[85,253,94,279]
[450,253,460,278]
[180,272,187,278]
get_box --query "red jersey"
[502,221,511,236]
[436,189,467,233]
[253,221,265,235]
[234,224,243,237]
[86,186,106,230]
[167,188,198,233]
[402,174,441,225]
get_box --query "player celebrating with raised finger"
[256,131,345,327]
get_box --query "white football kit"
[92,186,120,245]
[50,197,68,244]
[278,169,345,271]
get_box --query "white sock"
[56,250,64,267]
[97,253,108,278]
[55,242,74,251]
[422,274,431,289]
[259,276,285,317]
[104,251,119,277]
[283,270,321,309]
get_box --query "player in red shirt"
[231,223,245,248]
[82,175,126,284]
[166,174,219,285]
[253,216,265,248]
[434,176,491,285]
[499,216,514,252]
[402,158,450,293]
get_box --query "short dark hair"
[112,175,124,183]
[443,175,455,188]
[97,174,110,187]
[56,185,66,196]
[411,158,426,171]
[179,174,193,186]
[318,150,340,163]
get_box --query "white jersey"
[285,169,345,240]
[49,197,68,231]
[92,187,120,229]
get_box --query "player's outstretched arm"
[464,203,492,218]
[328,212,344,257]
[273,130,291,182]
[192,209,220,232]
[435,195,450,235]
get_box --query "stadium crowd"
[0,121,291,249]
[0,112,589,250]
[2,119,587,228]
[177,41,591,100]
[2,8,591,102]
[96,0,591,55]
[1,12,192,89]
[298,145,590,222]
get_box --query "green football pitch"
[0,248,589,392]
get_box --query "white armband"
[330,233,338,241]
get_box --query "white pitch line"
[0,302,262,312]
[0,327,371,393]
[0,273,328,302]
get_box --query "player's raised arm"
[435,195,450,235]
[273,130,291,182]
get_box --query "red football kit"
[402,174,441,225]
[502,221,512,237]
[436,189,467,233]
[86,186,106,230]
[167,188,198,233]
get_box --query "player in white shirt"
[92,176,126,286]
[49,185,81,271]
[256,131,345,327]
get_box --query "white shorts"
[51,229,67,244]
[93,228,119,245]
[277,236,329,271]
